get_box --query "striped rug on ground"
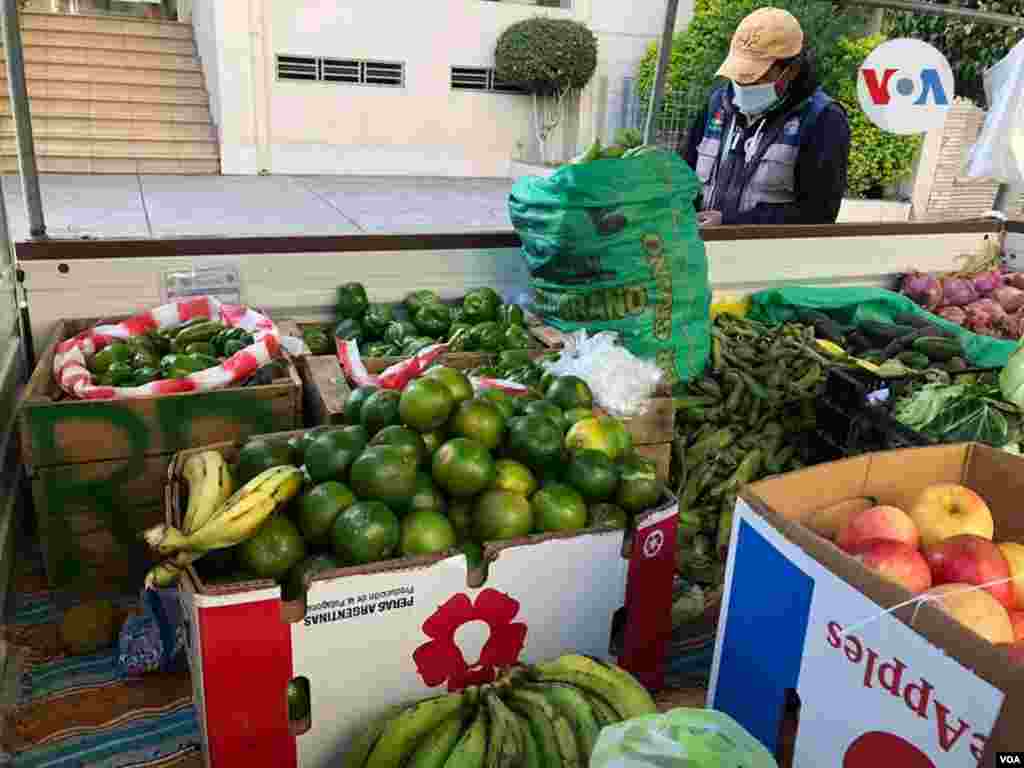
[2,546,202,767]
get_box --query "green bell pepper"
[447,322,472,342]
[303,327,331,356]
[500,304,526,327]
[362,304,394,340]
[133,367,161,385]
[462,287,501,324]
[132,349,161,370]
[412,303,451,337]
[107,361,136,387]
[449,306,466,325]
[334,318,366,343]
[90,342,133,374]
[184,342,216,357]
[223,339,248,356]
[502,324,532,350]
[473,321,504,352]
[403,337,434,355]
[337,282,369,320]
[384,320,418,346]
[363,341,394,358]
[172,321,226,352]
[404,289,442,315]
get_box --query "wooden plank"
[18,316,303,469]
[297,355,349,427]
[635,442,671,484]
[598,397,675,445]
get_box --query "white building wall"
[189,0,692,177]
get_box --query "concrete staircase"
[0,11,219,173]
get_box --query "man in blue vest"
[682,7,851,226]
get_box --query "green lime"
[296,426,330,463]
[296,481,355,549]
[432,438,496,498]
[408,472,447,516]
[564,408,594,426]
[360,389,402,436]
[370,425,428,467]
[401,509,457,556]
[565,449,620,502]
[448,501,474,541]
[350,445,418,509]
[523,400,566,434]
[331,501,400,565]
[506,415,563,472]
[449,399,506,451]
[491,459,538,497]
[473,490,533,541]
[344,385,378,425]
[531,483,588,533]
[238,516,307,581]
[616,455,661,513]
[423,366,475,405]
[546,375,593,411]
[287,679,311,721]
[400,378,456,432]
[478,389,517,422]
[237,438,296,485]
[304,426,368,484]
[284,553,339,601]
[588,503,628,529]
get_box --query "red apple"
[1009,611,1024,641]
[836,505,919,553]
[908,483,994,550]
[998,542,1024,610]
[924,534,1016,611]
[1002,640,1024,665]
[923,583,1014,645]
[851,539,932,593]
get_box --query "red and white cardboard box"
[178,498,678,768]
[708,444,1024,767]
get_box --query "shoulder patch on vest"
[784,118,800,136]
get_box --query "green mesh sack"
[509,150,711,388]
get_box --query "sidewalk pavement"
[0,175,516,241]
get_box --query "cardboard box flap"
[964,443,1024,542]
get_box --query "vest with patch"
[694,86,832,214]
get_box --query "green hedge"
[495,17,598,95]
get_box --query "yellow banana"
[365,692,465,768]
[182,450,235,534]
[503,689,562,768]
[443,704,488,768]
[142,465,303,556]
[531,655,656,721]
[407,712,467,768]
[530,683,600,759]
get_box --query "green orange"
[616,454,661,513]
[236,438,295,485]
[423,366,475,405]
[304,426,368,484]
[473,490,533,541]
[588,503,628,529]
[408,471,447,516]
[239,516,307,581]
[531,483,588,533]
[564,408,595,427]
[478,389,517,421]
[330,501,400,565]
[359,389,402,436]
[565,449,619,502]
[432,438,496,498]
[370,425,428,467]
[400,509,457,556]
[506,415,563,471]
[491,459,538,497]
[449,399,506,451]
[546,375,593,411]
[523,400,567,434]
[349,445,418,508]
[295,481,356,549]
[344,385,378,425]
[564,417,618,460]
[399,378,455,432]
[447,501,474,541]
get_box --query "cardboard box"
[18,316,303,594]
[170,435,679,768]
[708,444,1024,767]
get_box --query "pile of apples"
[807,483,1024,661]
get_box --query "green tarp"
[747,286,1018,369]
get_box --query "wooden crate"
[298,355,673,483]
[18,316,304,595]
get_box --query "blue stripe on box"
[712,517,814,754]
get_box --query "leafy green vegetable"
[894,382,1018,447]
[1000,345,1024,410]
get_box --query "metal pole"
[644,0,681,146]
[842,0,1023,29]
[2,0,45,239]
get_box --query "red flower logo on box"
[844,731,935,768]
[413,588,528,692]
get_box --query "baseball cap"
[716,8,804,85]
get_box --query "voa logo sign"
[857,38,955,135]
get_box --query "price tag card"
[161,259,243,306]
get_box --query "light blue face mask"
[731,80,782,116]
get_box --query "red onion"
[940,276,977,306]
[1004,311,1024,339]
[900,271,942,309]
[937,306,967,324]
[965,299,1006,335]
[1005,272,1024,291]
[992,285,1024,313]
[971,269,1004,296]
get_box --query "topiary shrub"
[495,17,598,163]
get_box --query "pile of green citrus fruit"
[193,367,663,599]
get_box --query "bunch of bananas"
[141,453,303,588]
[349,654,657,768]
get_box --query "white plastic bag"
[590,708,778,768]
[542,330,663,417]
[966,38,1024,185]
